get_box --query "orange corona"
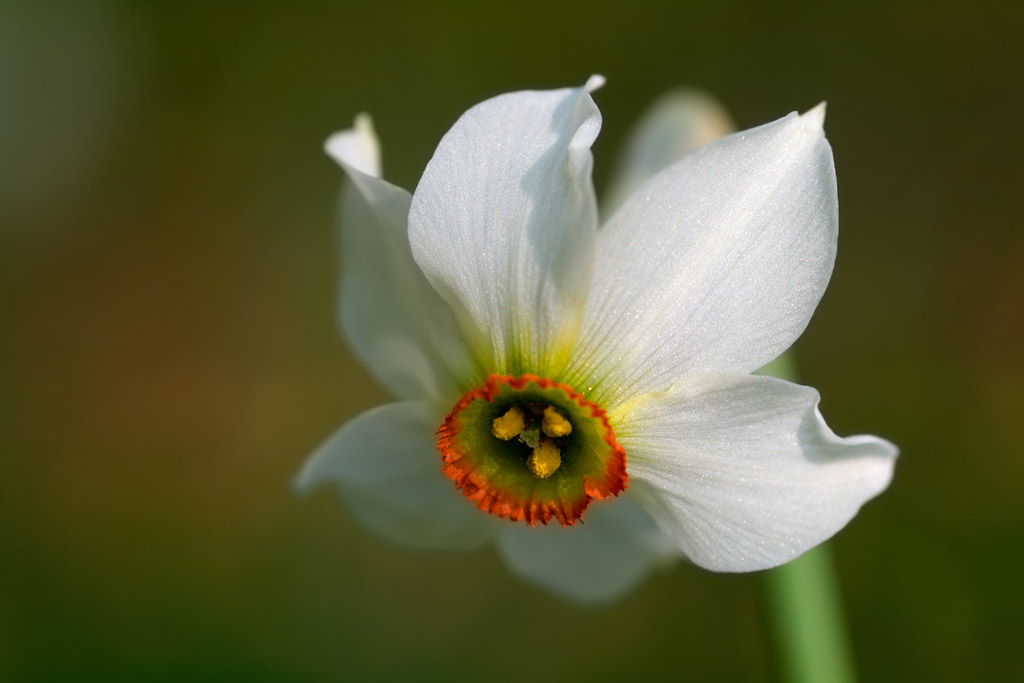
[437,374,627,526]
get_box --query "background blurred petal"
[601,88,733,217]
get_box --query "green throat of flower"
[437,374,628,526]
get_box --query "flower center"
[491,403,572,479]
[437,374,627,526]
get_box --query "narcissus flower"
[296,77,897,603]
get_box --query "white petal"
[328,115,477,402]
[568,106,837,408]
[496,495,677,603]
[295,402,500,551]
[408,79,603,377]
[325,113,380,177]
[603,89,734,217]
[615,373,897,571]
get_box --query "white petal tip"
[801,101,827,129]
[291,466,317,496]
[292,450,331,497]
[324,113,380,177]
[585,74,606,93]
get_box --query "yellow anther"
[492,406,526,440]
[527,439,562,479]
[541,405,572,438]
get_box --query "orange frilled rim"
[437,374,627,526]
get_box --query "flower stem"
[761,543,857,683]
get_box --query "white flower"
[296,77,898,603]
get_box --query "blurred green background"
[3,1,1022,681]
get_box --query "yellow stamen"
[527,439,561,479]
[541,405,572,438]
[492,406,526,440]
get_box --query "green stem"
[757,355,856,681]
[761,543,857,683]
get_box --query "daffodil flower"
[296,77,898,603]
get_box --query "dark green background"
[3,1,1021,680]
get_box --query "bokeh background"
[3,1,1022,681]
